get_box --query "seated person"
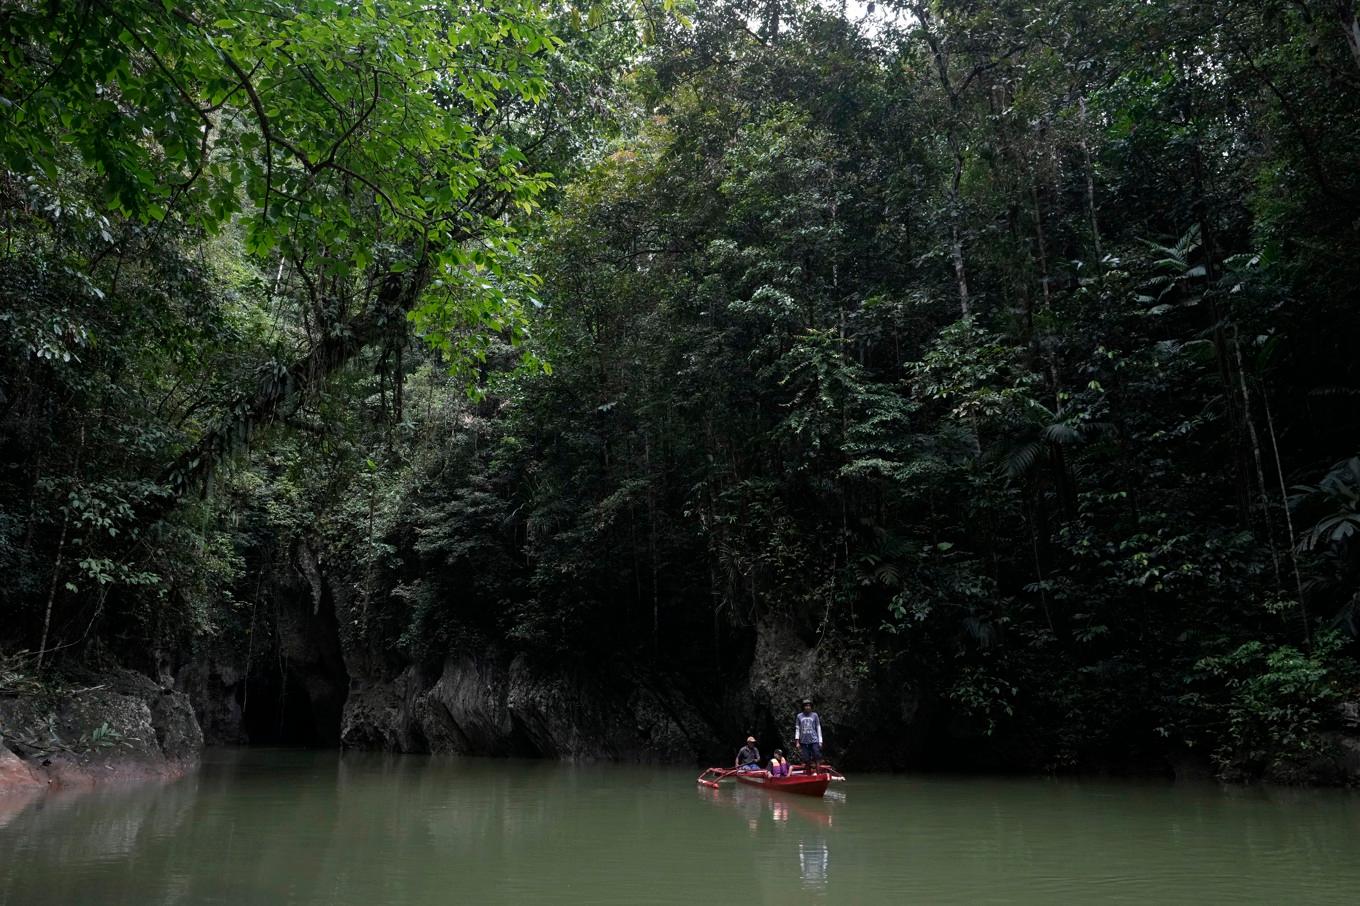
[734,735,761,771]
[768,750,789,777]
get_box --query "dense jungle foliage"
[4,0,1360,780]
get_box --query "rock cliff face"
[738,618,921,770]
[176,655,246,745]
[337,664,431,753]
[340,652,712,763]
[168,532,926,766]
[175,543,352,747]
[168,541,932,766]
[168,538,722,762]
[0,669,203,795]
[333,618,927,768]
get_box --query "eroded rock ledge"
[0,668,203,796]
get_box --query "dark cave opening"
[240,660,348,746]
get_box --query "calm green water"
[2,749,1358,905]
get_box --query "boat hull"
[733,770,831,797]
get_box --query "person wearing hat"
[794,699,823,772]
[735,735,761,772]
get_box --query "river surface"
[2,748,1358,904]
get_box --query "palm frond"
[1006,441,1045,478]
[1043,422,1082,444]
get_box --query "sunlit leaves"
[2,0,558,353]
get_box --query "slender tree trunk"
[1233,334,1283,588]
[949,144,970,316]
[38,424,85,668]
[1261,386,1310,644]
[950,209,970,316]
[710,557,721,674]
[393,345,403,422]
[1078,97,1104,265]
[645,434,659,657]
[38,508,71,668]
[1028,494,1055,634]
[1030,182,1051,310]
[630,498,643,637]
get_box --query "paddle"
[696,766,740,788]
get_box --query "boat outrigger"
[696,765,845,797]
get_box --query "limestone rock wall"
[735,617,922,770]
[339,652,712,763]
[0,669,203,794]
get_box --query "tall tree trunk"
[1030,182,1051,311]
[1078,97,1104,265]
[949,170,971,317]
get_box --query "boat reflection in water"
[697,778,837,890]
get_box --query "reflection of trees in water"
[9,757,849,904]
[0,773,202,903]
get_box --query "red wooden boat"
[696,766,844,797]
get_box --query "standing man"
[794,698,823,772]
[735,735,761,771]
